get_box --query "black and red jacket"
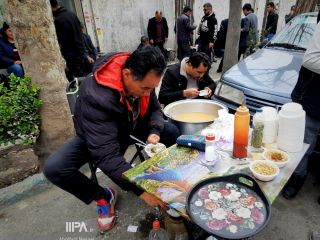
[74,52,164,195]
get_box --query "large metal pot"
[163,99,227,135]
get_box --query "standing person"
[147,10,169,58]
[242,3,258,53]
[265,2,278,40]
[197,3,218,61]
[284,20,320,200]
[158,52,216,106]
[0,22,24,77]
[43,46,180,233]
[285,5,296,24]
[50,0,90,81]
[81,23,98,73]
[175,6,197,61]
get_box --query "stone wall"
[0,0,5,26]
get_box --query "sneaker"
[96,187,117,233]
[282,174,306,199]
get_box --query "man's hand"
[14,60,22,64]
[87,56,95,64]
[183,88,199,98]
[147,134,160,144]
[209,42,214,48]
[139,192,168,211]
[150,39,154,45]
[203,87,212,98]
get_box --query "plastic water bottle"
[205,133,216,162]
[251,109,264,148]
[149,219,169,240]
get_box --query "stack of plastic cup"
[277,103,305,152]
[261,107,278,144]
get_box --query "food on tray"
[252,162,277,175]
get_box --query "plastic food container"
[263,149,289,168]
[249,160,279,181]
[144,143,166,157]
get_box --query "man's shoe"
[282,174,306,199]
[96,187,117,233]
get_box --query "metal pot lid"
[186,174,271,239]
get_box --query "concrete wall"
[86,0,300,53]
[91,0,175,53]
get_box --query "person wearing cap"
[0,22,24,77]
[175,6,197,61]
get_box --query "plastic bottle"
[233,104,250,158]
[251,109,264,148]
[149,219,169,240]
[205,133,216,162]
[164,210,188,240]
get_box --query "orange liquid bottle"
[233,104,250,158]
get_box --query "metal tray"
[186,174,271,239]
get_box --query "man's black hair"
[50,0,59,7]
[187,52,211,69]
[183,6,192,13]
[124,46,166,81]
[242,3,252,11]
[267,2,275,8]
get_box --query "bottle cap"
[236,105,249,115]
[256,109,263,113]
[205,133,215,141]
[152,220,160,230]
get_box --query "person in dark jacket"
[137,35,150,50]
[0,22,24,77]
[43,46,179,233]
[283,19,320,200]
[265,2,278,40]
[81,23,97,72]
[215,18,249,72]
[197,3,218,60]
[175,6,197,61]
[147,10,169,58]
[50,0,91,80]
[285,5,296,24]
[158,52,216,106]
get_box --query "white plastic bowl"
[249,160,279,182]
[144,143,166,157]
[263,149,289,168]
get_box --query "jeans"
[43,121,180,204]
[7,64,24,77]
[294,114,320,177]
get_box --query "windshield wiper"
[267,42,306,51]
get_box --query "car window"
[270,14,317,49]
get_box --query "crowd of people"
[1,0,319,236]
